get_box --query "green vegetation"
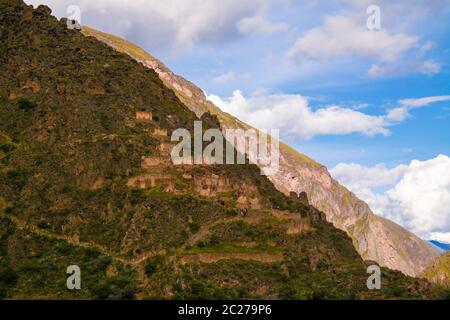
[0,0,445,300]
[421,252,450,288]
[144,256,164,277]
[0,217,138,299]
[17,98,36,111]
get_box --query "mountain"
[81,27,437,277]
[421,252,450,288]
[0,0,442,299]
[429,240,450,253]
[428,241,447,254]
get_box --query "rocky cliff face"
[271,151,438,276]
[82,26,438,277]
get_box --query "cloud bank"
[208,91,449,139]
[331,155,450,243]
[287,15,418,63]
[286,0,449,77]
[25,0,280,53]
[208,91,391,139]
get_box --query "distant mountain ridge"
[81,26,438,277]
[429,240,450,253]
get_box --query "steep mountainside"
[81,26,437,277]
[0,0,441,299]
[421,252,450,288]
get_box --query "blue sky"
[26,0,450,243]
[155,0,450,167]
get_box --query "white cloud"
[367,64,387,77]
[208,91,450,139]
[287,3,446,78]
[429,232,450,244]
[419,60,442,75]
[331,155,450,242]
[386,107,411,122]
[331,163,409,190]
[237,15,289,35]
[25,0,275,52]
[367,60,442,78]
[386,95,450,121]
[212,71,250,84]
[208,90,390,139]
[212,71,236,84]
[399,95,450,108]
[287,15,418,62]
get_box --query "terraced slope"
[81,26,437,277]
[0,0,442,300]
